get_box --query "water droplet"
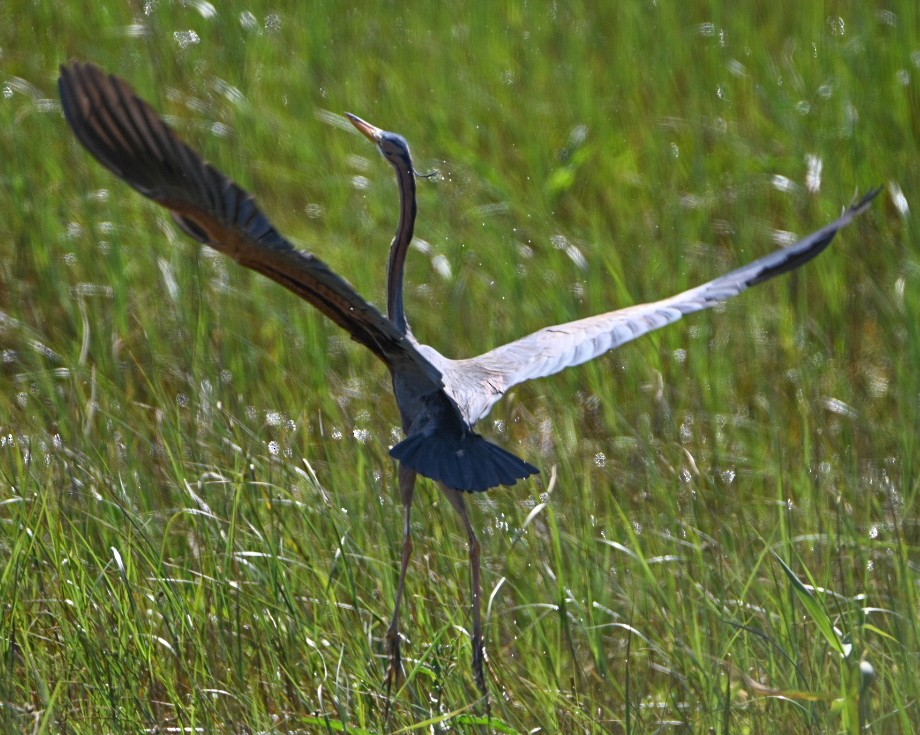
[173,30,201,49]
[697,22,716,37]
[805,154,823,192]
[772,175,797,193]
[432,254,452,280]
[888,184,908,217]
[771,229,798,247]
[187,0,216,19]
[265,12,282,33]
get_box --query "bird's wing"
[58,60,436,377]
[453,188,879,423]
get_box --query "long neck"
[387,159,416,335]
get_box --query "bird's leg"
[386,464,416,698]
[441,485,489,704]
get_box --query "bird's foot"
[383,622,403,720]
[472,634,491,716]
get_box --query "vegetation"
[1,2,916,732]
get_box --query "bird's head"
[346,113,414,173]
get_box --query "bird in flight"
[58,60,879,701]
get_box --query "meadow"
[0,2,917,733]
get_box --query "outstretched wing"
[451,189,879,424]
[58,60,436,378]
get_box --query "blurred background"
[0,2,915,732]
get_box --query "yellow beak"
[345,113,383,142]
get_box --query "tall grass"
[1,2,916,732]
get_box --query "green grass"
[1,2,917,732]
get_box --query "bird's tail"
[390,430,539,493]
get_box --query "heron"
[343,113,880,696]
[58,60,879,700]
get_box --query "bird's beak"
[346,113,383,142]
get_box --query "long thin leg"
[386,464,416,699]
[441,485,489,702]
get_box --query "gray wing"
[59,60,437,379]
[451,189,879,424]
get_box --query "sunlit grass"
[1,1,917,733]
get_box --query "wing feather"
[453,189,879,423]
[59,60,435,377]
